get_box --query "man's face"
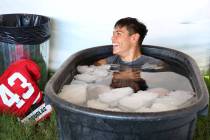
[111,26,133,56]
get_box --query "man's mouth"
[112,43,119,48]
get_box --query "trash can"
[45,45,209,140]
[0,14,50,90]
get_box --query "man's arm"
[94,58,107,66]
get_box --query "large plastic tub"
[45,45,209,140]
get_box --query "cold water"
[58,63,196,112]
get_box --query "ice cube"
[168,90,196,107]
[74,73,97,83]
[150,102,178,112]
[58,84,87,105]
[99,87,133,107]
[119,91,159,111]
[93,69,109,77]
[71,80,87,85]
[154,90,195,107]
[87,99,109,110]
[87,84,111,100]
[95,73,113,85]
[77,65,94,73]
[136,103,177,112]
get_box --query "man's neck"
[121,46,142,62]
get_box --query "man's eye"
[116,32,121,35]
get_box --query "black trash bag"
[0,14,50,44]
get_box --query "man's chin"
[112,45,119,54]
[112,51,118,55]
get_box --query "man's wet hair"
[114,17,148,45]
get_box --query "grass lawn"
[193,71,210,140]
[0,112,58,140]
[0,72,209,140]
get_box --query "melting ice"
[58,64,196,112]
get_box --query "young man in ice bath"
[96,17,164,79]
[95,17,166,91]
[95,17,164,68]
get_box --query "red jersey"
[0,59,43,118]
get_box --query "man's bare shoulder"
[94,58,107,66]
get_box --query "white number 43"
[0,72,35,108]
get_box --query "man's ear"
[131,33,140,43]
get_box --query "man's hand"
[113,69,141,81]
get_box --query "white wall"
[0,0,209,71]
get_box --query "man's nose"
[111,35,115,42]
